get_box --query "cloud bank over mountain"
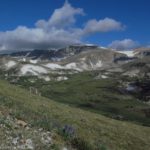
[0,1,125,51]
[108,39,139,50]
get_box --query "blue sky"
[0,0,149,50]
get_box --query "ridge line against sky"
[0,0,149,51]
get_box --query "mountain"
[0,45,133,76]
[134,47,150,58]
[2,45,99,61]
[1,44,132,63]
[0,45,150,149]
[0,45,150,105]
[0,45,150,79]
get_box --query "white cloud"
[0,26,81,50]
[36,0,84,29]
[0,1,125,51]
[108,39,138,50]
[83,18,124,35]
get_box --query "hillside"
[4,69,150,126]
[0,46,150,150]
[0,46,130,76]
[0,80,150,150]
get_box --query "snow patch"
[44,63,63,70]
[44,76,51,81]
[18,58,26,62]
[65,63,77,69]
[118,51,134,57]
[85,44,96,47]
[30,59,38,64]
[100,46,107,49]
[101,75,108,79]
[89,60,103,69]
[20,65,48,76]
[95,74,108,79]
[39,76,51,81]
[95,60,103,68]
[5,61,16,69]
[80,57,86,61]
[56,76,68,81]
[64,63,81,71]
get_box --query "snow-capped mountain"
[0,45,149,79]
[2,45,99,61]
[134,48,150,58]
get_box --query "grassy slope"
[15,71,150,126]
[0,80,150,150]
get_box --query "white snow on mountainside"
[20,65,48,75]
[0,45,143,79]
[5,61,16,69]
[44,63,63,70]
[118,51,134,57]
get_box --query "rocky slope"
[0,45,132,76]
[0,46,150,81]
[134,47,150,58]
